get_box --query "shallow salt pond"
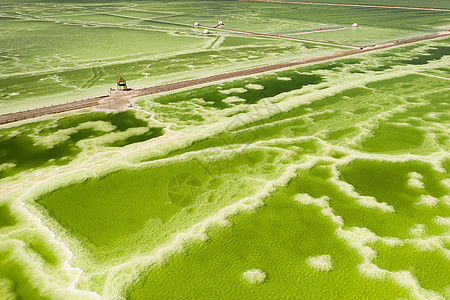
[0,2,449,299]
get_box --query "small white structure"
[194,22,199,26]
[352,23,359,27]
[218,21,224,26]
[202,29,210,34]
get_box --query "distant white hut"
[352,23,358,27]
[202,29,210,34]
[218,21,224,26]
[194,22,199,26]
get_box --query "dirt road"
[0,32,449,126]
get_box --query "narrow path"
[198,25,360,48]
[0,32,449,126]
[279,26,353,35]
[238,0,450,11]
[415,72,450,81]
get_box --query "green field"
[0,1,449,299]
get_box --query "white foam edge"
[415,195,439,208]
[0,239,100,299]
[329,163,395,213]
[340,228,444,299]
[407,172,425,189]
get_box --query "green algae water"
[0,110,164,179]
[127,172,412,299]
[0,1,450,299]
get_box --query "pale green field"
[1,0,450,113]
[0,1,449,299]
[278,0,450,9]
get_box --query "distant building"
[218,21,224,26]
[117,77,127,90]
[352,23,359,27]
[202,29,210,34]
[194,22,199,26]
